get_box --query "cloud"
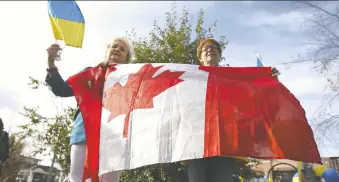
[0,89,19,110]
[240,10,309,33]
[242,1,253,4]
[282,74,327,96]
[0,108,16,131]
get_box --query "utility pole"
[47,153,57,182]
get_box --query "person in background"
[300,163,316,182]
[45,37,134,182]
[0,118,9,180]
[186,38,280,182]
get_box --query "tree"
[287,1,339,140]
[121,3,258,181]
[127,3,228,65]
[19,77,75,174]
[238,158,263,180]
[2,134,26,182]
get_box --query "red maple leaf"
[102,64,185,138]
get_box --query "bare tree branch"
[304,1,339,21]
[283,2,339,142]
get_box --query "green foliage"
[21,73,77,173]
[127,3,228,65]
[28,76,48,89]
[238,158,263,180]
[19,95,75,173]
[120,163,188,182]
[2,134,26,181]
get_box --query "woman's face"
[199,41,221,66]
[105,40,129,64]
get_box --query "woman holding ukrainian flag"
[46,1,134,181]
[46,40,133,182]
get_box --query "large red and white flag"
[67,63,321,182]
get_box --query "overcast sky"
[0,1,338,167]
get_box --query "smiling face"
[198,39,222,66]
[105,40,129,64]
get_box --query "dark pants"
[187,157,235,182]
[0,164,2,178]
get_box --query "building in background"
[251,157,337,182]
[6,155,62,182]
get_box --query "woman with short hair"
[187,38,279,182]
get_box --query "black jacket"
[45,67,92,121]
[0,131,9,162]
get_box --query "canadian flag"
[67,63,321,182]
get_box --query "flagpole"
[256,52,264,67]
[47,153,57,182]
[270,159,273,180]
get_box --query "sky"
[0,1,338,167]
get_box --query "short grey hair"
[106,37,134,63]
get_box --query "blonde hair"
[106,37,134,63]
[99,37,134,67]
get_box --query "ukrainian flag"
[48,0,85,48]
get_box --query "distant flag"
[47,0,85,48]
[256,52,264,67]
[256,52,280,76]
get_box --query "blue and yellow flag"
[256,52,264,67]
[48,0,85,48]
